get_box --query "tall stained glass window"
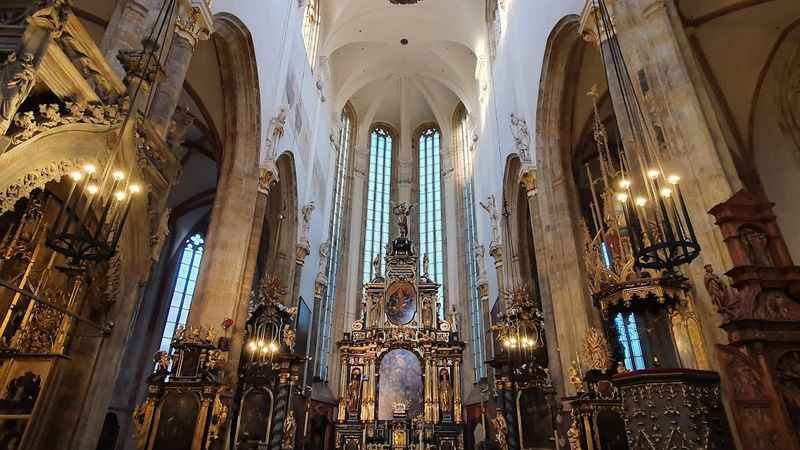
[418,126,445,317]
[159,233,204,353]
[317,107,353,380]
[614,311,646,371]
[456,105,485,380]
[362,127,393,284]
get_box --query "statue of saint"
[372,254,382,279]
[703,264,739,321]
[1,53,36,125]
[422,253,430,278]
[438,368,453,413]
[346,368,362,414]
[393,202,414,238]
[480,195,501,245]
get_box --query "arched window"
[317,106,354,380]
[614,311,646,370]
[302,0,321,69]
[455,105,485,380]
[158,233,204,353]
[418,126,445,316]
[362,126,394,284]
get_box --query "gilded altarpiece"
[335,224,465,450]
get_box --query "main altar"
[334,204,465,450]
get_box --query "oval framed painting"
[385,281,417,325]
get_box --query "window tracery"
[455,105,486,381]
[418,126,445,317]
[158,233,204,354]
[317,105,354,380]
[362,126,394,285]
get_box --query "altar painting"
[386,281,416,325]
[378,349,422,420]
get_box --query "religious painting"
[386,281,416,325]
[237,388,273,447]
[152,392,200,450]
[378,349,423,420]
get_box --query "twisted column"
[269,371,292,450]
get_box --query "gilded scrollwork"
[581,327,612,372]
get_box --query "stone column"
[0,1,68,136]
[100,0,163,77]
[520,168,566,393]
[148,1,213,137]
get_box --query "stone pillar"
[101,0,163,77]
[490,244,505,301]
[520,167,566,395]
[148,1,213,137]
[0,1,67,136]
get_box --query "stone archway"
[534,15,600,395]
[186,12,261,352]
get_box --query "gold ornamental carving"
[581,327,612,372]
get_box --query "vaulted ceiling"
[323,0,486,128]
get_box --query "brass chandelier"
[592,0,700,274]
[45,0,183,269]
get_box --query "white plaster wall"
[471,0,584,307]
[211,0,337,309]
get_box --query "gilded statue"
[346,368,362,414]
[492,410,509,450]
[567,417,582,450]
[438,368,453,413]
[282,410,296,449]
[283,326,296,352]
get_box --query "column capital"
[578,0,617,46]
[174,0,214,48]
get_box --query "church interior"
[0,0,799,449]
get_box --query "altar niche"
[335,204,466,450]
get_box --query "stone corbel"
[258,161,279,195]
[314,241,330,299]
[518,164,537,197]
[295,241,311,266]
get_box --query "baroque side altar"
[335,204,465,450]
